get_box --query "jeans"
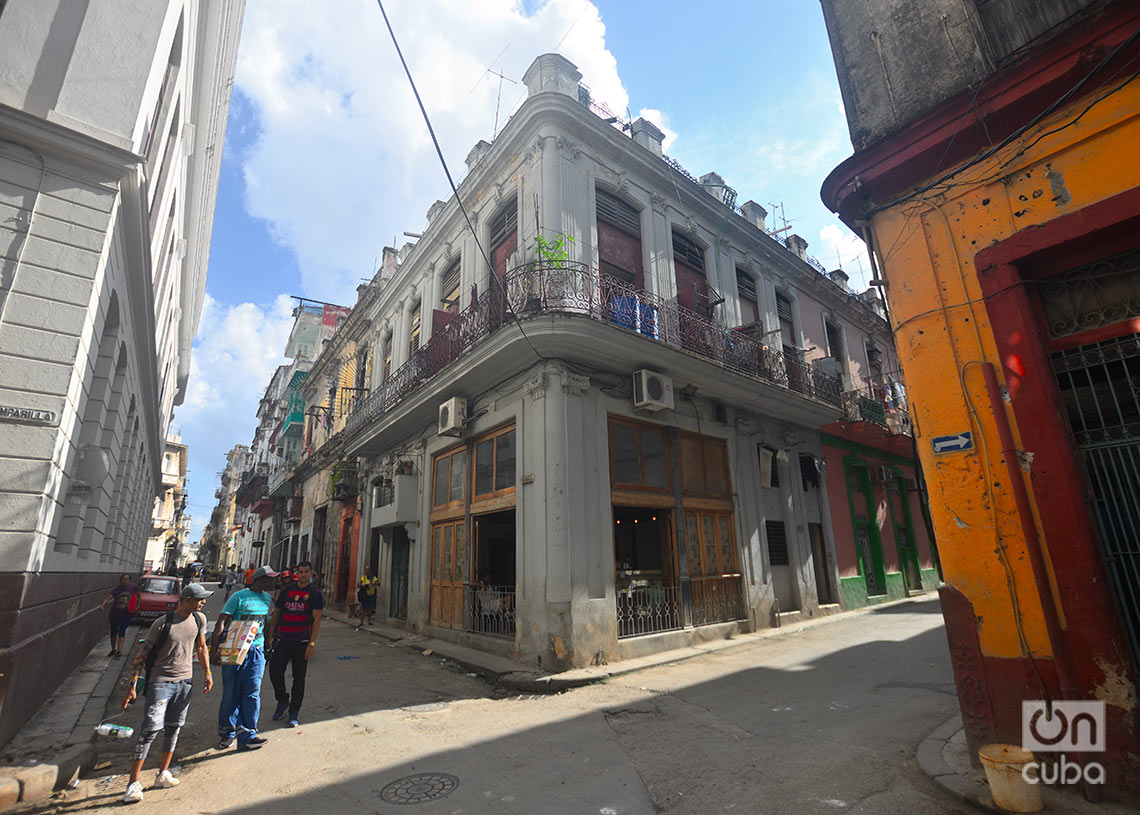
[269,639,309,714]
[133,679,192,760]
[217,644,265,746]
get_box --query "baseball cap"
[181,583,214,600]
[251,566,279,581]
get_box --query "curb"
[916,715,1003,814]
[0,741,97,811]
[326,592,942,695]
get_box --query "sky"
[176,0,869,540]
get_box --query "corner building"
[289,54,932,671]
[820,0,1140,799]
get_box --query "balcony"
[370,474,418,527]
[842,381,911,437]
[337,262,841,453]
[286,495,303,522]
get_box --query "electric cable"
[373,0,546,365]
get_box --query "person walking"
[210,566,277,751]
[242,564,255,589]
[99,574,137,657]
[221,567,235,599]
[266,561,323,728]
[118,583,213,804]
[356,565,378,627]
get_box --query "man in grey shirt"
[119,583,214,803]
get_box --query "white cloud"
[636,107,677,153]
[235,0,626,304]
[818,224,871,290]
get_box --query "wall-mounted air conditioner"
[633,370,674,411]
[438,396,467,436]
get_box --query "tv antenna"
[766,201,798,237]
[469,44,517,139]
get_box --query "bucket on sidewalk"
[978,743,1043,813]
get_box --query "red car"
[134,574,182,619]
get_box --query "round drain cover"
[380,773,460,805]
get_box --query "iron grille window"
[766,520,789,566]
[672,230,705,272]
[596,188,641,236]
[489,204,517,248]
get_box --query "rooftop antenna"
[766,201,798,237]
[469,44,517,139]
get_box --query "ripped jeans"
[133,679,193,761]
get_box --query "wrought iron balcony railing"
[335,262,841,450]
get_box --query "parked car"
[134,574,182,619]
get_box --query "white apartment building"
[0,0,244,742]
[267,54,920,673]
[145,434,188,572]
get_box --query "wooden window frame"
[490,203,518,249]
[409,302,422,352]
[678,431,731,499]
[596,188,642,237]
[430,444,467,517]
[471,424,517,506]
[441,259,461,312]
[608,416,673,494]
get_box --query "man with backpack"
[266,560,323,728]
[119,583,213,804]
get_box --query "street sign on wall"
[932,432,974,454]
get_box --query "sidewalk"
[0,631,130,809]
[322,589,944,692]
[916,714,1135,813]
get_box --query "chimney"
[426,199,446,224]
[631,117,665,157]
[786,234,809,260]
[829,269,850,290]
[522,53,582,99]
[699,172,736,207]
[740,201,767,231]
[380,246,399,280]
[398,241,415,264]
[465,140,492,172]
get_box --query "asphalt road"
[68,589,970,814]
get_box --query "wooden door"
[429,519,466,628]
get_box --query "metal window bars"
[463,585,516,639]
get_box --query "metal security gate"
[1052,333,1140,667]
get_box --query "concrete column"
[391,300,407,367]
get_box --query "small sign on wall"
[0,405,56,425]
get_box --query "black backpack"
[143,611,204,694]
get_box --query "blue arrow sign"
[932,432,973,454]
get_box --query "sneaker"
[245,735,268,746]
[272,701,289,721]
[154,770,180,788]
[107,648,116,657]
[236,742,263,752]
[216,737,234,750]
[121,781,144,803]
[288,715,299,728]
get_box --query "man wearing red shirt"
[265,561,323,728]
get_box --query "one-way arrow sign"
[932,432,973,454]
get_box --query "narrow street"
[70,592,967,814]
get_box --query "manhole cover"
[400,702,447,713]
[380,773,460,804]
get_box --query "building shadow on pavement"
[46,605,969,815]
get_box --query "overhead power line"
[373,0,546,365]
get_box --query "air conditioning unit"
[438,396,467,436]
[633,369,674,411]
[870,464,894,484]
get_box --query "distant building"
[145,434,189,572]
[245,54,933,673]
[0,0,244,744]
[820,0,1140,801]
